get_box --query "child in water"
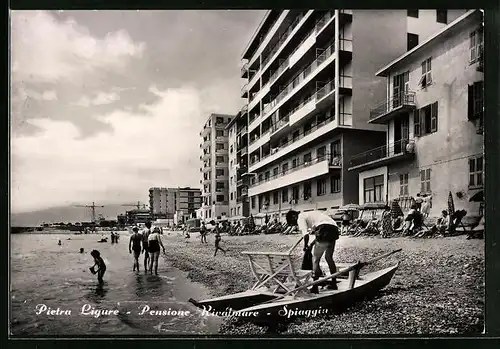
[89,250,106,283]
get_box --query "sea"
[10,231,222,336]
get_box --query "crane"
[73,202,105,223]
[121,201,149,210]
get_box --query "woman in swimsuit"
[147,227,165,275]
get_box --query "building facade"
[149,187,168,219]
[348,10,483,217]
[149,187,202,221]
[199,113,233,221]
[239,10,467,221]
[177,187,202,220]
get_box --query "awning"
[228,215,246,221]
[469,189,484,202]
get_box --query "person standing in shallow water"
[148,227,165,275]
[141,222,152,272]
[129,227,142,272]
[89,250,106,284]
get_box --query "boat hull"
[189,290,279,313]
[228,264,399,324]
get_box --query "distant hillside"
[11,204,133,226]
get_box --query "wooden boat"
[189,236,401,322]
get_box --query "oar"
[261,248,402,304]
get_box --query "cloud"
[74,92,121,107]
[11,86,207,213]
[10,11,145,83]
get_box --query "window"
[330,175,340,193]
[363,175,384,203]
[216,143,224,151]
[230,192,233,201]
[303,182,312,200]
[292,186,300,202]
[436,10,447,24]
[414,102,438,136]
[251,197,256,209]
[317,146,326,161]
[282,188,288,203]
[216,117,224,124]
[399,173,409,196]
[304,123,312,135]
[292,158,298,168]
[420,169,431,193]
[292,130,300,141]
[265,171,270,181]
[317,179,326,196]
[216,156,224,164]
[217,195,225,202]
[469,156,484,187]
[230,145,233,153]
[216,169,224,177]
[470,28,484,63]
[258,173,263,182]
[273,167,279,177]
[330,140,341,156]
[303,152,312,164]
[282,162,289,174]
[407,33,419,51]
[468,81,484,120]
[273,191,279,205]
[419,58,432,87]
[216,130,224,137]
[407,10,419,18]
[216,182,225,190]
[264,194,270,206]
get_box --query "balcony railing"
[348,139,414,168]
[241,104,248,114]
[240,145,248,155]
[250,113,336,165]
[261,11,308,69]
[315,10,334,32]
[237,125,247,135]
[271,115,290,133]
[241,83,248,94]
[263,41,335,115]
[250,152,341,187]
[370,91,416,121]
[241,62,249,76]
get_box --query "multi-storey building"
[227,110,250,219]
[177,187,202,220]
[199,113,233,220]
[238,9,469,221]
[348,10,483,217]
[149,187,169,219]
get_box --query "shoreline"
[161,232,484,335]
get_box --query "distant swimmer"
[80,248,84,253]
[129,227,142,272]
[58,240,62,246]
[141,221,152,273]
[89,250,106,284]
[148,227,166,275]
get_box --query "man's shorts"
[314,224,340,243]
[133,249,141,259]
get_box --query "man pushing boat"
[286,209,340,294]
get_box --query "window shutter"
[420,170,425,193]
[431,101,438,132]
[477,81,484,117]
[414,109,421,136]
[467,84,474,119]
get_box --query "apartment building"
[239,10,468,220]
[177,187,202,220]
[226,111,250,219]
[149,187,168,219]
[348,10,484,217]
[199,113,233,220]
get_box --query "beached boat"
[189,236,401,322]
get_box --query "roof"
[241,11,272,60]
[225,111,241,130]
[376,10,481,77]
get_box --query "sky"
[10,10,265,213]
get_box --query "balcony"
[249,113,338,172]
[202,152,211,161]
[241,62,249,78]
[369,91,416,124]
[348,139,416,171]
[202,165,211,173]
[248,114,261,133]
[201,126,211,137]
[241,186,248,197]
[201,138,211,148]
[239,145,248,155]
[249,129,271,154]
[241,83,249,98]
[248,153,341,197]
[237,125,247,136]
[202,178,211,185]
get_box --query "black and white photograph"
[10,9,485,337]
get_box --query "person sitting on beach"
[286,209,340,293]
[89,250,106,284]
[141,222,152,272]
[213,227,227,257]
[148,227,166,275]
[129,227,142,272]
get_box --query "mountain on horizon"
[11,204,137,226]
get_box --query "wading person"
[213,227,226,256]
[142,221,152,272]
[200,222,208,244]
[286,209,340,294]
[129,227,142,272]
[89,250,106,284]
[148,227,166,275]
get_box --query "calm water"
[10,231,222,336]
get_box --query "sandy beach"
[161,232,484,335]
